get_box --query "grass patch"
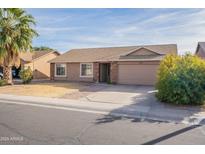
[0,80,7,87]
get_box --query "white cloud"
[37,26,81,33]
[106,9,205,54]
[33,9,205,54]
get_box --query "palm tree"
[0,8,38,84]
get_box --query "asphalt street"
[0,100,205,145]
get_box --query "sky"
[26,8,205,54]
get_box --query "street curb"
[0,95,205,126]
[0,98,180,124]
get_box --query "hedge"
[156,54,205,105]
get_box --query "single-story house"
[20,50,60,79]
[195,42,205,58]
[49,44,177,85]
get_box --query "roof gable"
[196,42,205,54]
[32,51,60,60]
[122,47,161,57]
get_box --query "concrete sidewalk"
[0,94,205,125]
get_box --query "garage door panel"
[118,64,159,85]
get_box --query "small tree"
[20,67,33,84]
[33,46,56,51]
[156,54,205,105]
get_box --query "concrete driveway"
[61,84,205,125]
[74,84,157,105]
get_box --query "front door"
[99,63,110,83]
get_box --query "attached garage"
[118,62,160,85]
[49,44,177,85]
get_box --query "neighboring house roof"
[49,44,177,63]
[195,42,205,54]
[20,51,60,62]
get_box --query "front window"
[80,63,93,77]
[55,64,66,77]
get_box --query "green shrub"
[156,54,205,105]
[0,79,7,86]
[19,67,33,84]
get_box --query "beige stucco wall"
[33,52,58,79]
[118,61,160,85]
[22,52,59,79]
[53,63,94,82]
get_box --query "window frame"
[80,63,93,78]
[55,63,67,77]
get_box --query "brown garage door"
[118,64,159,85]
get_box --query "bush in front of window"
[156,54,205,105]
[20,67,33,84]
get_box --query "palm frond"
[0,8,38,66]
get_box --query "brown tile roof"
[20,51,59,62]
[49,44,177,63]
[19,52,33,62]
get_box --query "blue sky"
[26,8,205,54]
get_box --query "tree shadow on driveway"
[94,85,205,125]
[93,85,205,144]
